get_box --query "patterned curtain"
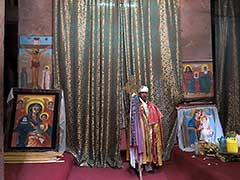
[120,0,182,160]
[53,0,182,167]
[213,0,240,133]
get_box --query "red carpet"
[169,146,240,180]
[68,163,169,180]
[5,146,240,180]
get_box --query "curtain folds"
[120,0,182,160]
[213,0,240,133]
[53,0,182,167]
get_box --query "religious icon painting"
[18,35,52,89]
[182,60,214,101]
[5,88,61,152]
[177,104,224,152]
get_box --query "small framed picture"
[182,60,214,101]
[5,88,61,152]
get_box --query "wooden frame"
[5,88,61,152]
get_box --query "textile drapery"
[53,0,182,167]
[213,0,240,133]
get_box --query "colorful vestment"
[129,94,163,168]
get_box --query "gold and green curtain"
[53,0,182,167]
[213,0,240,133]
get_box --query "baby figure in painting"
[199,115,214,142]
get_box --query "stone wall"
[180,0,212,60]
[19,0,52,35]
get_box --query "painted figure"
[199,115,213,142]
[23,46,50,88]
[14,103,43,147]
[41,65,51,89]
[199,65,212,93]
[47,101,54,111]
[26,113,52,147]
[188,72,200,93]
[20,67,28,88]
[16,100,24,110]
[183,65,194,94]
[187,109,202,145]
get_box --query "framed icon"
[5,88,61,152]
[182,61,214,101]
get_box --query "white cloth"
[139,98,149,117]
[129,148,142,168]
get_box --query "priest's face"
[139,92,148,102]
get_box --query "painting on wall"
[177,104,223,152]
[182,60,214,101]
[18,35,52,89]
[5,88,61,152]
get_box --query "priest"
[129,85,163,174]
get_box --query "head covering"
[139,85,149,93]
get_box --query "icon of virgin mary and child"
[14,102,52,147]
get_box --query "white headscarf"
[138,85,149,93]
